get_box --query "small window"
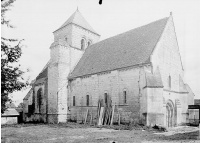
[37,88,42,113]
[123,91,127,104]
[104,93,108,104]
[31,94,35,113]
[73,96,75,106]
[86,95,89,106]
[88,41,91,47]
[169,75,171,89]
[81,39,85,50]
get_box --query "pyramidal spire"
[54,9,98,35]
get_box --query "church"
[23,9,194,127]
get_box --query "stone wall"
[151,15,190,126]
[71,24,100,50]
[48,44,70,123]
[69,66,148,124]
[151,15,184,92]
[53,25,72,43]
[146,87,164,126]
[48,21,100,123]
[23,80,48,123]
[1,117,18,124]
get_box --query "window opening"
[37,88,42,113]
[73,96,75,106]
[86,95,89,106]
[81,39,85,50]
[123,91,127,104]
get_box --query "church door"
[166,101,174,127]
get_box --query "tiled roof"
[36,67,48,80]
[6,102,16,108]
[34,77,47,85]
[69,17,169,79]
[23,88,32,100]
[24,62,49,101]
[1,109,19,117]
[55,9,99,35]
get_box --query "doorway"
[166,100,174,127]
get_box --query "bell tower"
[47,9,100,123]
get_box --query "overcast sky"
[2,0,200,105]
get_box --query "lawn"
[1,123,200,143]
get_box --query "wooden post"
[84,109,88,124]
[98,107,104,126]
[199,123,200,139]
[90,111,93,125]
[110,104,115,125]
[118,111,120,126]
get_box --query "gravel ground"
[1,123,200,143]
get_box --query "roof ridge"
[90,17,169,48]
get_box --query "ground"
[1,123,200,143]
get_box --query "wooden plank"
[118,111,120,125]
[98,107,104,126]
[90,111,93,125]
[96,99,101,125]
[110,104,115,125]
[109,107,112,125]
[84,109,88,124]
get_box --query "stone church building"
[23,9,194,127]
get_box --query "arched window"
[73,96,75,106]
[65,37,68,42]
[169,75,171,89]
[37,88,42,113]
[31,94,35,113]
[123,90,127,104]
[104,93,108,105]
[81,39,85,50]
[88,41,92,47]
[86,95,89,106]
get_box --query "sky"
[2,0,200,105]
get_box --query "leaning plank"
[110,104,115,125]
[84,109,89,124]
[90,111,93,125]
[98,107,104,126]
[96,99,101,125]
[118,111,120,125]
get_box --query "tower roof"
[54,9,99,35]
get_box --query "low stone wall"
[1,117,18,124]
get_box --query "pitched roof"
[36,67,48,80]
[1,109,19,117]
[34,77,47,85]
[6,102,16,108]
[23,88,32,100]
[69,17,169,79]
[55,9,99,35]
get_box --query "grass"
[1,123,200,143]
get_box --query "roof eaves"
[149,17,169,62]
[69,62,151,80]
[53,22,100,36]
